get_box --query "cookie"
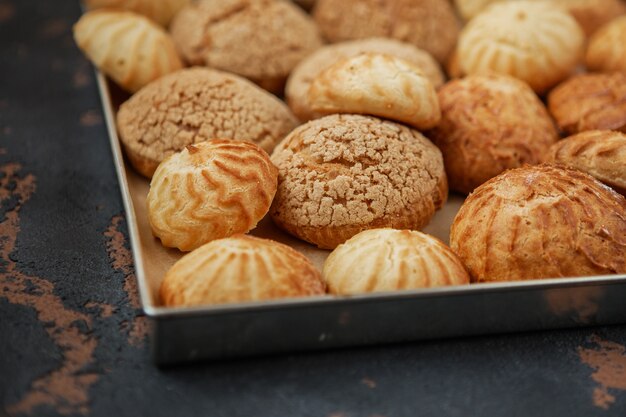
[545,130,626,195]
[307,53,441,130]
[323,229,469,295]
[286,38,444,122]
[427,74,558,194]
[548,72,626,135]
[586,15,626,73]
[116,67,298,178]
[312,0,460,64]
[83,0,191,27]
[450,165,626,282]
[270,114,448,250]
[170,0,322,94]
[73,9,183,92]
[160,235,326,306]
[457,1,584,93]
[147,140,278,251]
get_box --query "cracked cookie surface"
[116,67,297,178]
[270,114,447,249]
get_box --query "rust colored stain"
[578,335,626,410]
[361,377,377,389]
[0,162,100,415]
[80,110,102,127]
[0,1,15,22]
[104,215,148,346]
[73,64,91,88]
[40,18,69,38]
[84,301,115,318]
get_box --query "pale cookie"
[586,15,626,73]
[427,74,558,194]
[84,0,191,27]
[548,72,626,135]
[116,67,298,178]
[307,53,441,130]
[286,38,444,122]
[148,140,278,251]
[270,114,448,250]
[450,165,626,282]
[457,1,584,93]
[545,130,626,195]
[170,0,322,94]
[160,235,326,307]
[312,0,460,64]
[73,9,183,92]
[323,229,469,295]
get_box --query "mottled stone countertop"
[1,1,626,416]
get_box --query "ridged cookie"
[170,0,322,94]
[457,1,584,93]
[117,67,298,178]
[73,9,183,92]
[84,0,191,26]
[323,229,469,295]
[546,130,626,195]
[586,15,626,73]
[160,235,326,306]
[271,114,448,250]
[307,53,441,130]
[450,165,626,282]
[427,74,558,194]
[148,140,278,251]
[312,0,460,64]
[548,72,626,135]
[286,38,444,122]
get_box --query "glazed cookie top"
[286,37,444,121]
[312,0,460,64]
[170,0,322,92]
[116,67,298,177]
[271,114,446,232]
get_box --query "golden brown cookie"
[116,67,298,178]
[270,114,448,250]
[160,235,326,307]
[84,0,191,27]
[286,38,444,122]
[312,0,460,64]
[586,15,626,73]
[545,130,626,195]
[323,229,469,295]
[450,165,626,282]
[548,72,626,135]
[147,140,278,251]
[455,0,626,36]
[73,9,183,92]
[427,74,558,194]
[170,0,322,94]
[457,1,584,93]
[307,53,441,130]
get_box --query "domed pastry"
[286,37,444,122]
[83,0,191,27]
[323,228,469,295]
[450,165,626,282]
[545,130,626,195]
[312,0,460,65]
[307,53,441,130]
[73,9,183,92]
[170,0,322,94]
[270,114,448,250]
[116,67,298,178]
[427,74,558,194]
[548,72,626,135]
[457,1,584,93]
[147,139,278,251]
[586,15,626,73]
[160,235,326,307]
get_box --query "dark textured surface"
[2,1,626,416]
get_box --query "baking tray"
[96,71,626,365]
